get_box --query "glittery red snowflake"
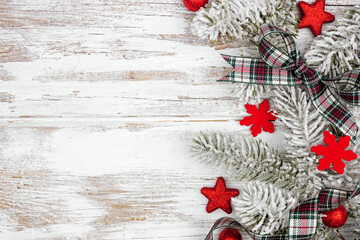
[311,131,357,174]
[240,99,277,137]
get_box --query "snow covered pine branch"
[191,0,298,44]
[191,86,360,236]
[304,7,360,78]
[191,4,360,239]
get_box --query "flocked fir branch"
[191,84,360,236]
[232,84,268,104]
[191,0,298,44]
[312,224,336,240]
[191,131,297,189]
[272,86,360,237]
[273,86,327,198]
[232,181,298,234]
[345,198,360,237]
[354,199,360,236]
[191,132,303,234]
[273,87,326,159]
[304,7,360,78]
[192,9,360,233]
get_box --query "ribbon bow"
[205,180,360,240]
[220,24,360,143]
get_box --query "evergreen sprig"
[232,84,268,104]
[273,87,327,197]
[190,6,360,236]
[191,0,298,44]
[304,7,360,78]
[191,132,297,190]
[232,181,298,234]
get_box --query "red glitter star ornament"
[298,0,335,37]
[240,99,277,137]
[311,131,357,174]
[201,177,239,214]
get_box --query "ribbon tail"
[322,69,360,105]
[205,180,360,240]
[305,83,358,144]
[220,54,238,68]
[204,217,286,240]
[219,54,249,83]
[219,54,302,85]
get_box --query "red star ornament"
[240,99,277,137]
[298,0,335,37]
[311,131,357,174]
[201,177,239,214]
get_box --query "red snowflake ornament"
[240,99,277,137]
[311,131,357,174]
[298,0,335,37]
[201,177,239,214]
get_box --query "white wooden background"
[0,0,359,239]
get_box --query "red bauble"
[321,206,347,228]
[183,0,208,12]
[219,228,242,240]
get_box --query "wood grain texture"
[0,0,359,239]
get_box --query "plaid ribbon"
[205,180,360,240]
[219,24,360,143]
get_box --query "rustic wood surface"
[0,0,359,239]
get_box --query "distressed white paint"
[0,0,359,239]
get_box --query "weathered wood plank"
[0,0,359,239]
[0,124,250,239]
[0,1,357,121]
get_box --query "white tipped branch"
[191,131,297,189]
[191,0,298,44]
[304,7,360,77]
[233,181,298,234]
